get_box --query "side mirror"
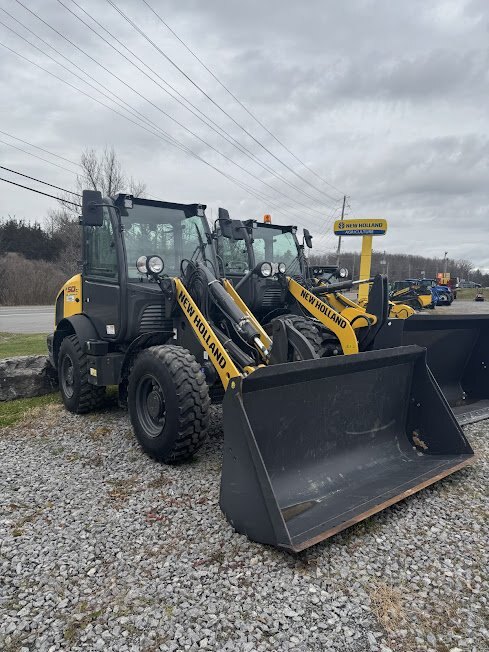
[218,207,230,222]
[218,209,246,241]
[303,228,313,249]
[82,190,104,227]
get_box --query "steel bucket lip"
[286,455,476,552]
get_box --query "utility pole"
[336,195,346,266]
[444,251,448,273]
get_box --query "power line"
[61,0,334,211]
[106,0,341,204]
[0,137,79,174]
[0,128,80,169]
[1,17,327,224]
[0,43,304,223]
[141,0,345,197]
[0,15,186,162]
[4,6,340,233]
[8,1,330,220]
[57,0,333,214]
[0,176,81,206]
[0,165,81,196]
[0,22,337,231]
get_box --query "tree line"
[310,250,487,286]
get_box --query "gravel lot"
[0,400,487,652]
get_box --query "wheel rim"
[61,353,75,399]
[135,374,167,438]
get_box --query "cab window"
[84,208,118,280]
[217,234,249,274]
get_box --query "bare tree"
[76,146,145,198]
[58,146,147,218]
[51,147,147,273]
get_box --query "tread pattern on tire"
[60,334,106,414]
[133,345,210,463]
[271,314,340,358]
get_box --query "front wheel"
[58,334,106,413]
[128,345,210,463]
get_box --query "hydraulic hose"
[197,263,265,350]
[310,277,376,296]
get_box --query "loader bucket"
[402,314,489,425]
[220,346,474,552]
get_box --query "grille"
[139,305,173,334]
[262,286,283,308]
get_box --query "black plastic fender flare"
[51,314,99,370]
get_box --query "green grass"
[456,288,489,301]
[0,393,60,428]
[0,332,48,358]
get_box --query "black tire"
[128,345,210,463]
[267,314,341,359]
[58,334,106,414]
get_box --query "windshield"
[252,226,300,273]
[217,235,250,274]
[122,204,209,279]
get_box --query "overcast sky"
[0,0,488,269]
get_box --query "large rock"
[0,355,58,401]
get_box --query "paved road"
[0,306,53,334]
[1,299,488,335]
[426,299,489,315]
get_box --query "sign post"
[333,219,388,302]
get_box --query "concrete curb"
[0,355,58,402]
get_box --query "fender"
[51,314,99,370]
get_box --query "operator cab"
[215,214,307,320]
[81,193,215,342]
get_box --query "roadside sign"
[334,219,388,236]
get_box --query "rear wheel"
[58,334,106,413]
[128,345,210,463]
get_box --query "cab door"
[82,207,122,340]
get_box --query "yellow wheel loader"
[215,213,489,426]
[48,191,474,552]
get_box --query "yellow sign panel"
[334,219,388,236]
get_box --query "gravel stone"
[0,402,487,651]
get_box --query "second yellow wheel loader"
[215,213,489,427]
[48,191,474,552]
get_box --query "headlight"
[339,267,348,278]
[136,256,148,274]
[147,255,164,275]
[260,262,273,277]
[278,262,286,274]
